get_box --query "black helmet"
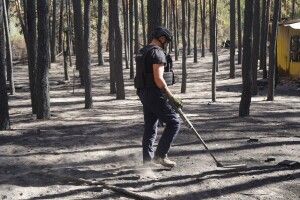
[151,26,172,42]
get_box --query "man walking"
[135,27,182,168]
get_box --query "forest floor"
[0,49,299,200]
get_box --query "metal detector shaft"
[176,108,222,166]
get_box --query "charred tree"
[267,0,281,101]
[134,0,139,53]
[237,0,242,64]
[200,0,206,57]
[172,0,179,60]
[211,0,217,102]
[109,0,125,99]
[50,0,57,62]
[147,0,162,40]
[187,0,191,55]
[260,0,271,79]
[26,0,37,114]
[193,0,198,63]
[83,0,93,108]
[251,0,260,95]
[229,0,235,79]
[36,0,50,119]
[0,0,10,130]
[181,0,187,93]
[3,0,14,95]
[141,0,146,45]
[72,0,84,86]
[122,0,129,69]
[129,0,134,78]
[239,0,254,117]
[97,0,104,66]
[58,0,64,53]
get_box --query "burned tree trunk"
[26,0,37,114]
[36,0,51,119]
[50,0,57,62]
[181,0,187,93]
[0,0,10,130]
[229,0,235,79]
[239,0,254,117]
[267,0,281,101]
[97,0,104,66]
[83,0,93,108]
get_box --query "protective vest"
[134,46,175,89]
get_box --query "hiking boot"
[154,156,176,168]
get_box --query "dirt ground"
[0,49,299,200]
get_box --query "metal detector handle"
[176,108,221,165]
[177,108,209,150]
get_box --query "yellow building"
[277,20,300,79]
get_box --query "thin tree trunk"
[72,0,85,86]
[239,0,254,117]
[209,0,212,52]
[237,0,242,64]
[251,0,260,95]
[122,0,129,69]
[291,0,296,19]
[187,0,191,55]
[129,0,134,78]
[58,0,64,53]
[109,2,116,94]
[181,0,187,93]
[63,32,69,81]
[193,0,198,63]
[134,0,139,53]
[36,0,51,119]
[66,0,72,64]
[229,0,235,79]
[176,0,179,54]
[110,0,125,99]
[83,0,93,108]
[26,0,37,114]
[267,0,281,101]
[260,0,271,79]
[200,0,206,57]
[50,0,57,62]
[97,0,104,66]
[147,0,162,40]
[163,0,167,27]
[15,0,28,46]
[3,0,15,95]
[212,0,217,102]
[141,0,146,45]
[0,0,10,130]
[172,0,178,60]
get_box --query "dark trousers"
[137,88,180,163]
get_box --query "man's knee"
[167,117,180,130]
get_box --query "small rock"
[265,157,276,162]
[247,138,259,143]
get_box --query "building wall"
[277,25,300,79]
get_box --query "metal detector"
[176,107,247,169]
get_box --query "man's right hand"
[168,95,183,109]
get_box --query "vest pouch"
[163,71,175,86]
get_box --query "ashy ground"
[0,50,299,200]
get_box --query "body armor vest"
[134,46,175,89]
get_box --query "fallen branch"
[33,172,156,200]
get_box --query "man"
[135,27,182,168]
